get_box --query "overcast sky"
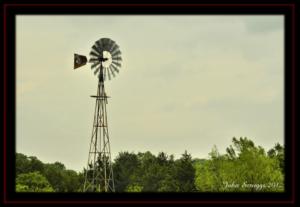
[16,15,284,172]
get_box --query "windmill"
[74,38,122,192]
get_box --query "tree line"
[16,137,284,192]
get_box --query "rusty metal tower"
[74,38,122,192]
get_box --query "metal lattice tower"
[83,64,115,192]
[74,38,122,192]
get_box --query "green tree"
[16,153,87,192]
[135,151,160,191]
[194,138,284,192]
[63,169,82,192]
[113,151,140,192]
[16,171,54,192]
[173,150,196,192]
[194,159,214,192]
[16,153,44,176]
[158,172,179,192]
[225,137,284,192]
[268,143,284,173]
[16,153,31,176]
[76,172,85,192]
[128,151,179,192]
[157,153,178,192]
[43,162,67,192]
[28,156,44,173]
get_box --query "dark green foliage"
[16,154,44,175]
[43,162,66,192]
[173,151,196,192]
[16,137,284,192]
[114,151,196,192]
[136,151,161,192]
[16,153,83,192]
[134,151,175,192]
[63,169,82,192]
[113,151,139,192]
[16,153,31,175]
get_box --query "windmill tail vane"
[74,54,87,69]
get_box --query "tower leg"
[83,81,115,192]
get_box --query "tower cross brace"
[83,65,115,192]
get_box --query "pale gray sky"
[16,15,284,172]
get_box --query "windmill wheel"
[88,38,122,81]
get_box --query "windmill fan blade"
[105,39,114,51]
[94,67,100,75]
[107,38,115,46]
[90,51,99,58]
[109,66,116,77]
[100,38,108,48]
[89,58,99,63]
[112,56,122,62]
[109,43,119,54]
[111,50,121,57]
[112,60,121,67]
[96,40,103,50]
[91,61,100,69]
[106,42,114,52]
[110,63,119,73]
[107,67,111,80]
[105,38,112,45]
[102,38,112,51]
[92,45,101,55]
[107,40,116,52]
[100,38,106,43]
[96,40,106,54]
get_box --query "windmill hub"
[99,57,109,62]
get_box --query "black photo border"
[2,2,297,205]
